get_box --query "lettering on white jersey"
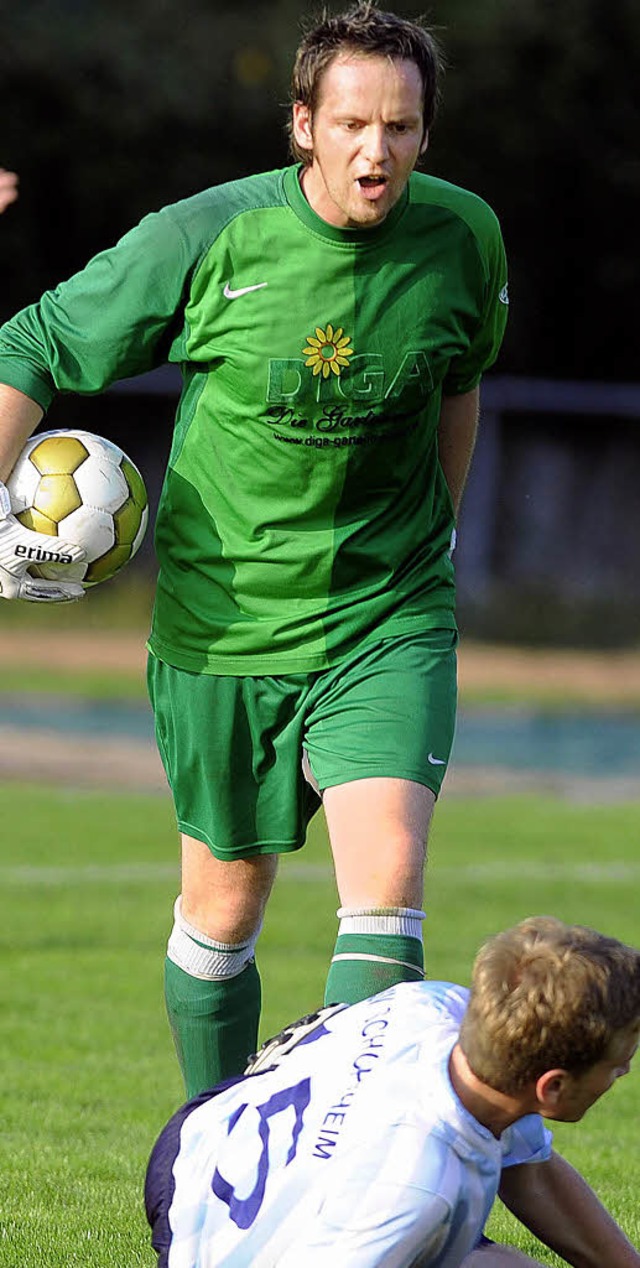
[312,999,392,1159]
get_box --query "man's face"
[542,1024,639,1123]
[292,53,428,229]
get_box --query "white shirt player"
[163,981,552,1266]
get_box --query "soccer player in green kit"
[0,4,508,1098]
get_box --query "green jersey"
[0,166,507,673]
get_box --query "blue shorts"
[145,1081,242,1266]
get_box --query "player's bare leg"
[181,836,277,940]
[322,776,434,1004]
[324,776,432,906]
[165,834,278,1096]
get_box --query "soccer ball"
[6,429,149,587]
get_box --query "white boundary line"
[1,861,640,886]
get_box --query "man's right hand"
[0,481,86,602]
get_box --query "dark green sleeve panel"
[409,174,508,396]
[444,200,508,396]
[0,170,286,410]
[0,207,199,410]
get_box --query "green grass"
[0,573,152,698]
[0,571,156,632]
[10,669,640,711]
[5,666,148,700]
[0,787,638,1265]
[5,577,640,711]
[459,683,640,712]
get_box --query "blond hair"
[288,2,443,165]
[459,916,640,1095]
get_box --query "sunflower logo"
[302,324,354,378]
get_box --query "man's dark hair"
[288,2,444,164]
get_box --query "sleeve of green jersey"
[0,203,205,411]
[442,213,509,397]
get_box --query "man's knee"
[167,896,261,980]
[180,834,278,942]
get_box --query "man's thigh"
[305,629,457,907]
[323,776,434,907]
[147,653,320,860]
[304,627,458,797]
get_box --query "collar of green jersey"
[284,164,410,245]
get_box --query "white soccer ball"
[6,429,149,586]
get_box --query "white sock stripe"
[336,907,426,920]
[167,895,260,980]
[167,923,257,981]
[336,907,426,940]
[330,952,424,975]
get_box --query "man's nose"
[362,124,389,163]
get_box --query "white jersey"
[163,982,552,1267]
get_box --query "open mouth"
[357,174,388,195]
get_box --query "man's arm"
[0,168,18,214]
[0,384,43,478]
[0,384,87,601]
[498,1150,640,1268]
[437,386,480,517]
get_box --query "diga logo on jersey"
[302,324,354,379]
[267,319,433,407]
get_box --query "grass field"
[0,784,638,1266]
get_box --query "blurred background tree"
[1,0,639,382]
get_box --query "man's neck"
[448,1044,537,1139]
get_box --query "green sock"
[165,956,261,1098]
[324,931,424,1006]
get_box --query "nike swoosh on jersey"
[427,753,446,765]
[223,281,269,299]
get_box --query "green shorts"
[147,628,458,860]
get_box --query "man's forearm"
[0,384,43,480]
[499,1153,640,1268]
[436,386,480,516]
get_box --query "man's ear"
[535,1068,568,1111]
[292,102,314,155]
[419,128,430,156]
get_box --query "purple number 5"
[211,1078,312,1228]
